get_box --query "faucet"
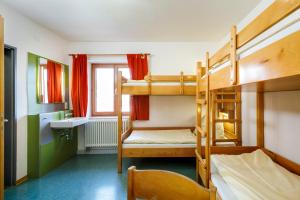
[64,112,73,119]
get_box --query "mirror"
[37,57,68,104]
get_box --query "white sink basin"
[50,117,88,129]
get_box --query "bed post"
[180,71,184,95]
[117,71,123,173]
[211,91,216,146]
[205,52,211,187]
[230,25,237,85]
[147,72,152,95]
[257,91,264,148]
[195,62,202,182]
[235,87,242,146]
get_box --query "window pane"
[118,68,130,112]
[122,95,130,112]
[119,67,130,79]
[95,68,114,112]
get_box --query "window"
[92,64,130,116]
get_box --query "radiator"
[85,118,129,148]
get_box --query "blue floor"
[5,155,196,200]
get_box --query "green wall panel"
[39,129,77,177]
[27,112,78,178]
[27,115,40,178]
[27,53,76,178]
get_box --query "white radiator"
[85,118,129,148]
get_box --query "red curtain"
[127,54,149,120]
[47,60,62,103]
[71,54,88,117]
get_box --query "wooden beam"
[211,92,216,146]
[204,52,211,187]
[117,71,123,173]
[209,0,300,72]
[210,146,259,155]
[215,138,238,143]
[256,91,264,148]
[239,31,300,85]
[209,42,230,67]
[237,0,300,48]
[196,99,206,104]
[215,119,240,123]
[263,148,300,176]
[214,99,240,103]
[230,26,237,85]
[196,62,202,155]
[123,148,195,158]
[235,87,242,146]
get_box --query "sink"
[50,117,88,129]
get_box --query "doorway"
[4,45,16,187]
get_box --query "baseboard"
[16,175,28,185]
[77,147,117,154]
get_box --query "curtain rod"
[68,53,151,56]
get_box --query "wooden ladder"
[211,87,242,146]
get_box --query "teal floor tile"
[5,154,195,200]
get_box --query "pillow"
[216,122,225,138]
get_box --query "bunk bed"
[117,72,197,173]
[196,62,242,146]
[196,1,300,199]
[122,72,196,95]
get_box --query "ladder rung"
[196,126,206,136]
[198,154,207,168]
[215,92,236,95]
[215,99,241,103]
[215,119,240,123]
[196,99,206,104]
[215,138,238,143]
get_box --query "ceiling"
[2,0,261,42]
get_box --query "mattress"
[123,80,196,86]
[123,129,234,148]
[122,143,196,149]
[123,129,196,144]
[211,149,300,200]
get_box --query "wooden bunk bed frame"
[196,0,300,198]
[196,62,242,147]
[121,71,196,95]
[117,72,197,173]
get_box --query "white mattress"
[123,129,234,148]
[211,150,300,200]
[124,129,196,144]
[211,173,238,200]
[123,80,196,86]
[123,143,196,148]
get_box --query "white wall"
[265,91,300,164]
[241,91,257,146]
[0,3,68,179]
[68,42,218,151]
[211,0,274,54]
[68,42,218,128]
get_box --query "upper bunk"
[198,0,300,92]
[120,72,196,95]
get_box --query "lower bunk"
[197,147,300,200]
[121,128,197,158]
[118,127,236,172]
